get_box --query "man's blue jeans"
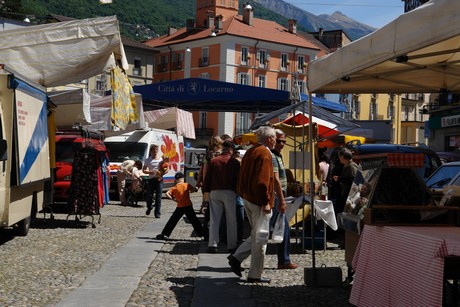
[270,194,291,265]
[145,178,163,216]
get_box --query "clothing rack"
[66,129,109,228]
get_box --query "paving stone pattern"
[0,194,352,306]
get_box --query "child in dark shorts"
[155,172,203,240]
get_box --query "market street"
[0,194,351,306]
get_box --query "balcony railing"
[199,57,209,67]
[173,62,183,70]
[133,67,142,76]
[157,64,167,73]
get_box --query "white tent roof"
[144,107,196,139]
[0,16,127,87]
[307,0,460,94]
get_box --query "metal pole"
[309,93,316,286]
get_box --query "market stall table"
[350,225,460,306]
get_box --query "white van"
[104,128,184,198]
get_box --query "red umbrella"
[282,112,340,148]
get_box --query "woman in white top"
[318,151,330,183]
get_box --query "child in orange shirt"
[155,172,203,240]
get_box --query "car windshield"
[56,142,83,162]
[104,142,147,162]
[425,165,460,188]
[451,176,460,186]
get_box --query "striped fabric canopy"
[144,107,196,139]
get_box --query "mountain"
[9,0,374,41]
[252,0,376,40]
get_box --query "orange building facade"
[145,1,327,144]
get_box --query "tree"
[0,0,26,20]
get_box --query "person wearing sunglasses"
[270,129,297,270]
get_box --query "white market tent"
[144,107,196,139]
[0,16,127,87]
[307,0,460,94]
[304,0,460,283]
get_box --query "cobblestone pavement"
[0,195,352,306]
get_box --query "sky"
[283,0,405,29]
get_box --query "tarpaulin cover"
[144,107,196,139]
[134,78,346,113]
[0,16,127,87]
[359,153,425,170]
[307,0,460,94]
[250,100,355,130]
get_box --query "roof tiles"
[145,15,320,50]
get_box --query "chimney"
[243,2,253,26]
[206,11,215,28]
[288,19,297,34]
[215,15,223,30]
[186,19,195,31]
[319,27,324,38]
[168,26,177,36]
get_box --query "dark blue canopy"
[133,78,346,113]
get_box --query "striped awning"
[144,107,196,139]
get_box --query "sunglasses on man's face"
[276,139,286,144]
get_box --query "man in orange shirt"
[155,172,203,240]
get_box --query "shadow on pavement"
[31,216,93,229]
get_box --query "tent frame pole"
[308,94,316,285]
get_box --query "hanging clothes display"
[67,141,109,222]
[111,66,138,130]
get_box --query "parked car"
[424,161,460,205]
[436,151,460,164]
[54,131,106,204]
[425,161,460,190]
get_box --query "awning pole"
[309,93,316,284]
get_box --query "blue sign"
[134,78,345,113]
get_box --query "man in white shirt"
[143,144,163,218]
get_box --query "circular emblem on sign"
[187,80,201,96]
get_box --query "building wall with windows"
[348,93,428,144]
[144,0,327,143]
